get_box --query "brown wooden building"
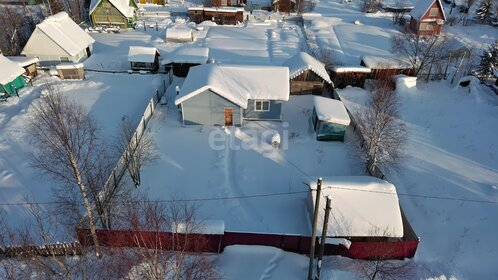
[409,0,446,35]
[330,66,372,89]
[7,56,39,78]
[282,52,333,95]
[188,7,244,25]
[211,0,246,6]
[271,0,295,13]
[361,56,414,80]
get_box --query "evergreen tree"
[475,41,498,82]
[475,0,493,23]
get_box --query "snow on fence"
[77,214,419,259]
[101,78,168,199]
[0,242,82,258]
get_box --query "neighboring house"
[0,54,26,97]
[312,96,350,141]
[307,176,419,259]
[409,0,446,35]
[21,12,95,66]
[188,7,245,25]
[7,56,39,78]
[282,52,333,95]
[271,0,295,13]
[128,46,160,72]
[175,64,289,126]
[89,0,137,28]
[161,47,209,77]
[211,0,245,6]
[137,0,164,4]
[360,55,413,79]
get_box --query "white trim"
[254,100,270,112]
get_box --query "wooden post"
[307,177,322,280]
[316,196,331,280]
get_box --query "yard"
[139,77,365,234]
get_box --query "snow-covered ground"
[0,72,164,228]
[139,77,365,234]
[337,79,498,279]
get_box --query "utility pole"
[307,177,323,280]
[316,196,331,280]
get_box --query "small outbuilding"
[165,26,195,43]
[188,7,245,25]
[312,96,350,141]
[0,54,26,97]
[409,0,446,36]
[175,64,289,126]
[7,56,39,78]
[21,12,95,66]
[282,52,333,95]
[128,46,160,72]
[56,63,85,80]
[162,47,209,77]
[330,66,372,89]
[89,0,137,28]
[307,176,419,259]
[360,56,413,79]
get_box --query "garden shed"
[409,0,446,36]
[361,56,413,79]
[307,176,419,259]
[282,52,333,95]
[7,56,39,78]
[312,96,350,141]
[128,46,160,72]
[330,66,371,89]
[56,63,85,80]
[165,26,194,43]
[21,12,95,66]
[162,47,209,77]
[0,54,26,97]
[175,64,289,126]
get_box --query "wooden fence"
[1,242,82,258]
[101,77,168,198]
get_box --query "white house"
[21,12,95,66]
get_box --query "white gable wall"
[22,28,88,66]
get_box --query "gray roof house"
[175,64,290,126]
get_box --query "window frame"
[254,100,270,112]
[419,23,434,31]
[429,7,439,17]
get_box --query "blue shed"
[175,64,290,126]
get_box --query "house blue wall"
[181,89,242,126]
[243,100,283,121]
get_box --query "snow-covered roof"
[128,46,159,63]
[331,66,372,73]
[6,56,39,67]
[0,54,26,85]
[22,12,94,57]
[89,0,135,18]
[361,55,411,69]
[173,219,225,235]
[313,96,351,126]
[55,63,84,70]
[203,7,245,12]
[165,26,193,42]
[161,47,209,65]
[309,176,404,238]
[175,64,290,109]
[282,52,332,84]
[410,0,446,21]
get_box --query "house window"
[419,23,434,31]
[429,8,438,17]
[255,100,270,112]
[103,2,111,8]
[60,57,70,62]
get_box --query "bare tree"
[356,80,406,174]
[27,85,101,257]
[115,116,158,188]
[392,32,453,77]
[103,199,219,280]
[314,48,334,72]
[391,0,408,25]
[356,255,413,280]
[361,0,382,13]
